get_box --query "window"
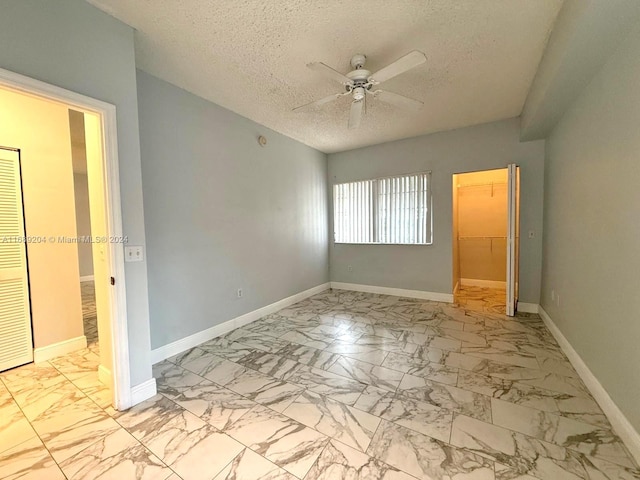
[333,171,432,245]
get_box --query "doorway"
[452,166,520,315]
[0,67,132,409]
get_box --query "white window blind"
[334,172,431,245]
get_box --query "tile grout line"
[451,409,630,472]
[48,358,177,477]
[299,440,331,480]
[7,357,122,478]
[0,373,66,475]
[213,395,330,479]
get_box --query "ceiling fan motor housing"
[347,54,371,99]
[350,53,367,69]
[346,67,372,96]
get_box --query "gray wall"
[136,71,328,350]
[541,23,640,430]
[328,118,545,303]
[0,0,152,386]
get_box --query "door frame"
[0,67,132,409]
[451,166,517,312]
[506,164,520,316]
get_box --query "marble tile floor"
[1,288,638,479]
[455,285,507,314]
[81,280,98,349]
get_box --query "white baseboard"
[517,302,539,314]
[150,282,331,364]
[130,378,157,405]
[539,306,640,465]
[80,275,94,282]
[330,282,454,303]
[98,364,112,388]
[34,335,87,363]
[460,278,507,289]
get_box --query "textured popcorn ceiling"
[87,0,563,153]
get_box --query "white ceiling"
[87,0,563,153]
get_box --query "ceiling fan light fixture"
[293,50,427,129]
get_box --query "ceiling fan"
[293,51,427,129]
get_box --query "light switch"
[125,246,144,262]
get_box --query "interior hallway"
[81,280,98,352]
[1,289,637,479]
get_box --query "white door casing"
[0,67,136,409]
[506,164,520,316]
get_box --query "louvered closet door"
[0,148,33,371]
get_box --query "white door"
[84,113,113,390]
[506,164,520,316]
[0,148,33,371]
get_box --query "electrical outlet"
[237,288,243,298]
[528,230,535,239]
[347,265,353,272]
[124,246,144,262]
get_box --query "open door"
[506,164,520,316]
[0,147,34,371]
[84,112,114,395]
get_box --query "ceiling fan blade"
[292,92,345,112]
[348,99,364,129]
[368,50,427,84]
[374,90,423,111]
[308,62,353,85]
